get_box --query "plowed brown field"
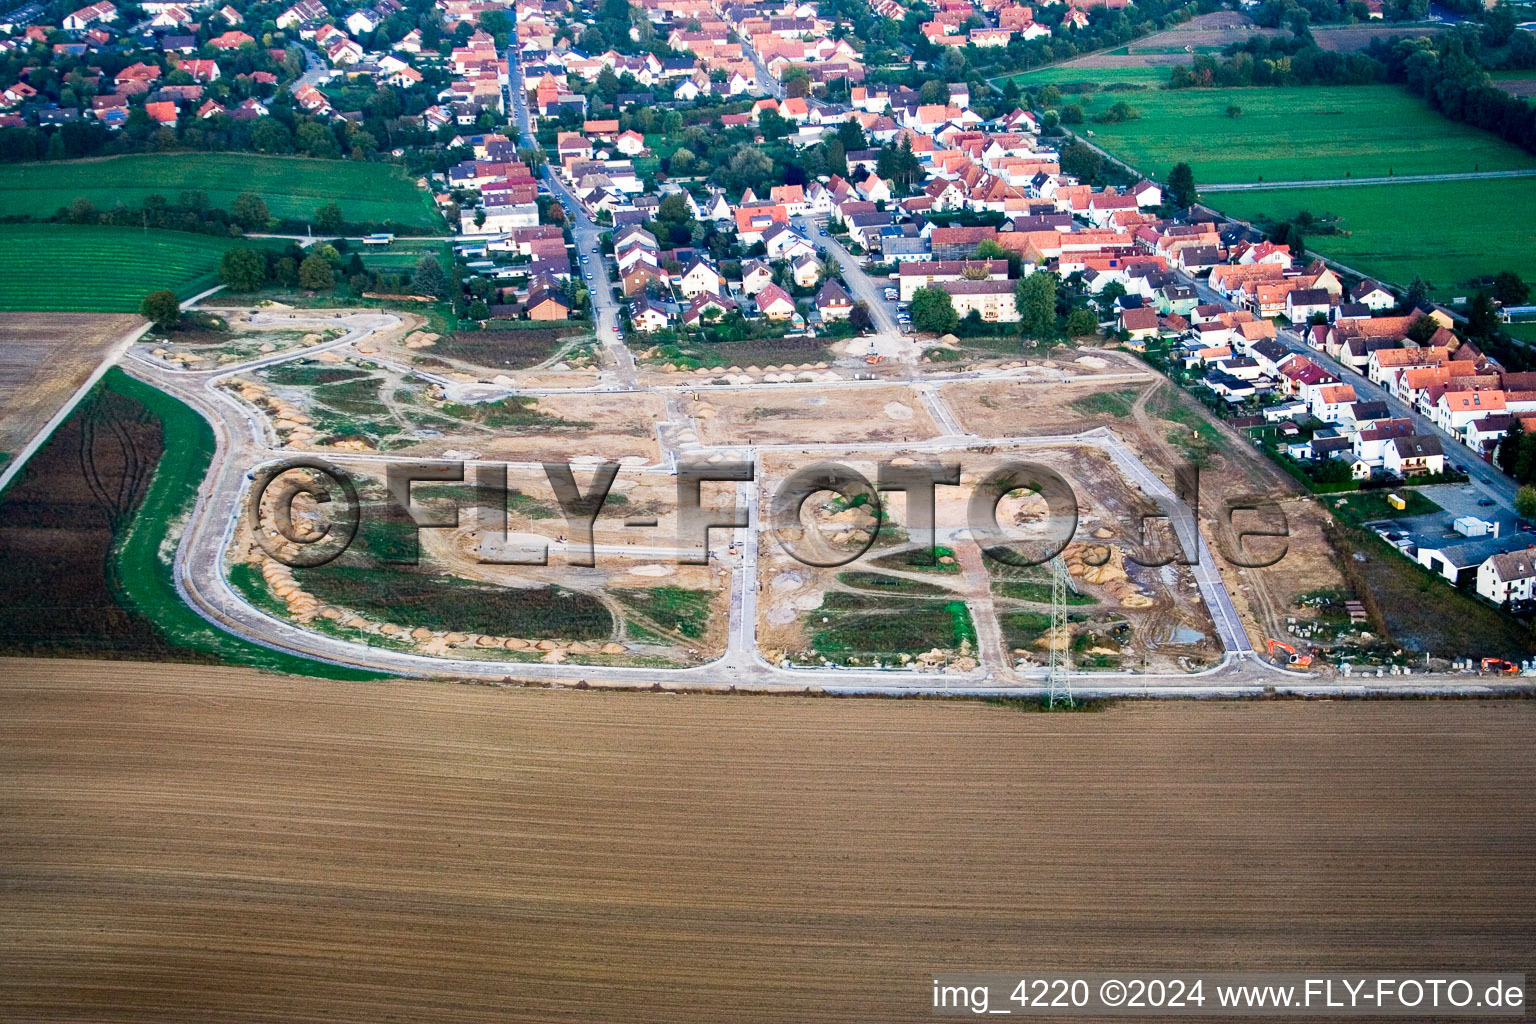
[2,659,1533,1023]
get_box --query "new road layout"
[96,42,1530,697]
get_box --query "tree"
[1166,162,1197,209]
[1406,313,1440,344]
[910,286,959,334]
[1404,275,1429,312]
[849,301,873,333]
[1498,415,1525,478]
[467,299,491,320]
[1225,104,1243,118]
[314,201,343,233]
[825,137,847,179]
[1493,271,1529,307]
[1065,308,1099,338]
[219,247,268,291]
[273,257,298,286]
[140,290,181,330]
[1467,291,1500,339]
[1516,484,1536,522]
[1015,272,1058,338]
[1059,139,1103,182]
[1060,103,1084,124]
[230,191,268,231]
[835,119,866,152]
[413,255,447,298]
[298,254,334,290]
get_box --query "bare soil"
[0,312,140,457]
[2,660,1534,1023]
[690,385,942,446]
[0,386,189,660]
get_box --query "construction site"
[104,297,1488,693]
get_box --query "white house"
[739,260,773,296]
[677,258,722,298]
[1477,546,1536,605]
[1383,434,1445,477]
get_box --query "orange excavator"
[1481,657,1519,675]
[1266,638,1313,669]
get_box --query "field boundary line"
[0,319,149,500]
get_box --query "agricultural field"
[0,312,140,459]
[0,224,244,312]
[1210,179,1536,294]
[1004,74,1536,183]
[0,153,441,228]
[4,667,1534,1023]
[0,369,378,677]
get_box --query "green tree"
[1059,103,1084,124]
[1498,415,1525,478]
[1065,308,1099,337]
[273,257,298,286]
[1015,272,1058,338]
[139,289,181,330]
[1166,162,1197,208]
[910,286,959,334]
[849,301,873,333]
[230,191,269,231]
[1407,313,1440,344]
[1404,275,1430,311]
[314,202,343,233]
[825,137,847,178]
[1493,271,1529,307]
[219,247,268,291]
[1516,484,1536,522]
[413,255,447,297]
[298,254,334,290]
[467,299,491,320]
[1467,291,1500,339]
[1059,139,1103,182]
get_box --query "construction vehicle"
[864,354,883,365]
[1266,638,1313,669]
[1481,657,1519,675]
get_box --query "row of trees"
[1169,39,1388,89]
[51,190,356,237]
[1376,33,1536,155]
[217,242,449,300]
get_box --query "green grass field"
[0,153,440,228]
[0,224,251,311]
[1007,70,1536,183]
[1210,179,1536,293]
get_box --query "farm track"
[3,660,1535,1023]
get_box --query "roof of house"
[1391,434,1444,458]
[1120,306,1159,330]
[1486,546,1536,583]
[815,279,852,307]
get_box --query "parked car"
[1478,497,1496,507]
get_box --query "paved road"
[288,46,328,95]
[797,216,916,360]
[1177,269,1515,507]
[1202,169,1536,192]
